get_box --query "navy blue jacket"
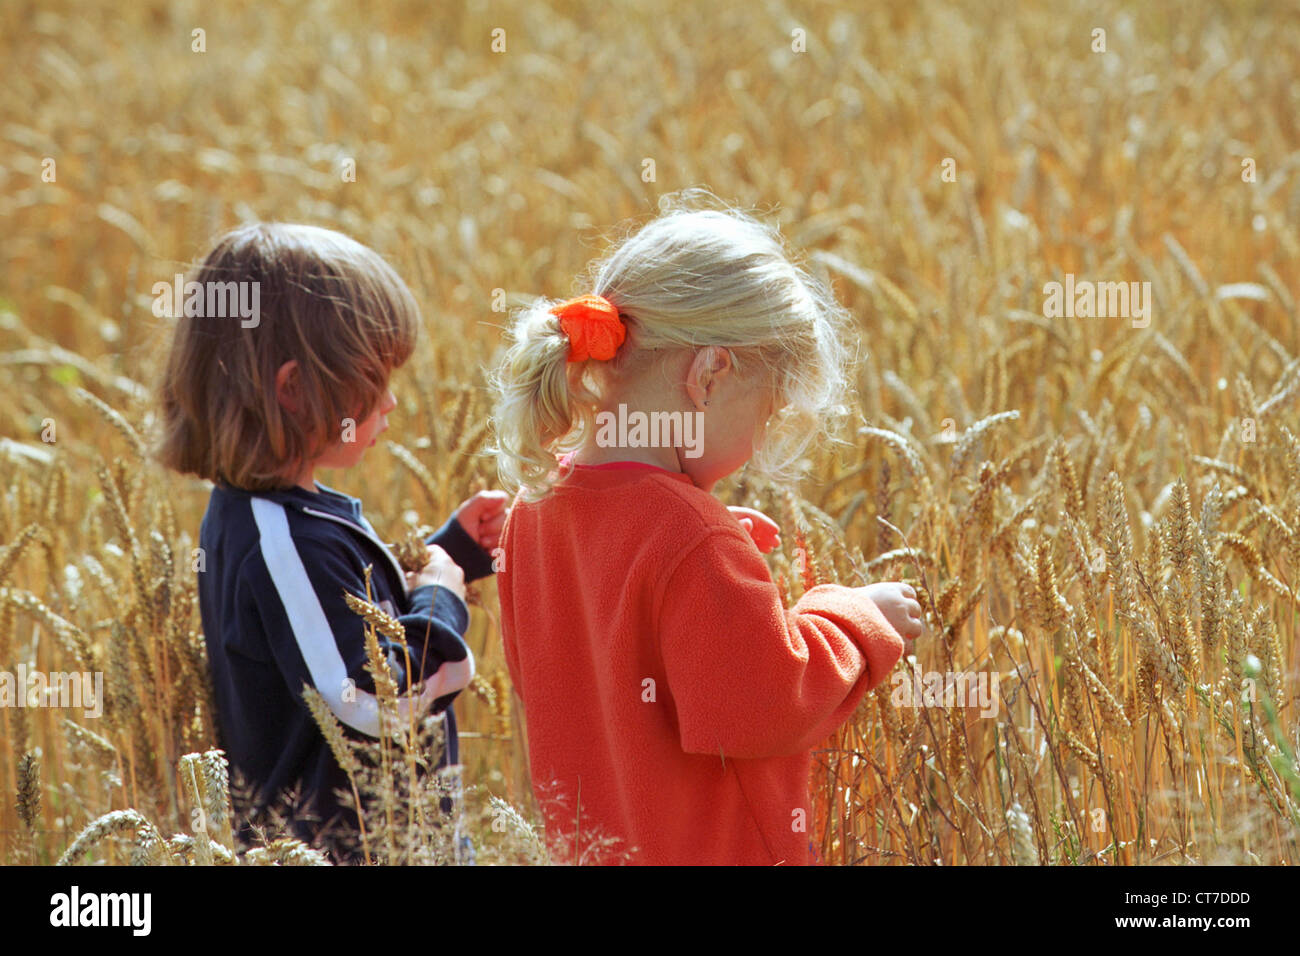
[195,480,494,860]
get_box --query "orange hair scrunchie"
[550,294,626,362]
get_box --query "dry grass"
[1,0,1297,863]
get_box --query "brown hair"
[155,223,419,490]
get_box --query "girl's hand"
[728,506,781,553]
[453,490,510,553]
[859,581,925,652]
[405,545,466,601]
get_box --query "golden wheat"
[2,0,1298,867]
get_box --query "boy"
[156,222,505,862]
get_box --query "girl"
[156,222,507,863]
[491,191,924,865]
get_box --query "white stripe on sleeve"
[251,498,433,738]
[420,651,475,703]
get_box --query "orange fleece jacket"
[497,461,905,865]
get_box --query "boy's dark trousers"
[230,709,472,865]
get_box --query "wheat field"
[1,0,1297,865]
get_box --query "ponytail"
[490,300,598,498]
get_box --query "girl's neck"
[571,439,682,472]
[570,405,719,491]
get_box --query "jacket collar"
[215,480,407,589]
[215,480,362,521]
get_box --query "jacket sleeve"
[238,534,473,740]
[656,527,905,760]
[426,515,496,582]
[401,582,476,714]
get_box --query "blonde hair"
[155,222,419,491]
[491,190,853,499]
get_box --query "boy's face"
[315,385,397,470]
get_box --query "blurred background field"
[1,0,1298,864]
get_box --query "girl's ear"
[684,346,733,410]
[275,359,302,413]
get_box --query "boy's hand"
[453,490,510,553]
[859,581,925,652]
[728,506,781,553]
[405,545,466,601]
